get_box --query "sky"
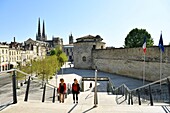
[0,0,170,47]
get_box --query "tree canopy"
[124,28,154,48]
[18,47,68,83]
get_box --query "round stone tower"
[73,35,105,69]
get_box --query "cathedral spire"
[38,18,41,37]
[42,20,45,37]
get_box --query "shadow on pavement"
[82,106,96,113]
[0,102,13,111]
[67,103,78,113]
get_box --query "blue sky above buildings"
[0,0,170,47]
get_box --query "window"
[6,50,7,54]
[101,46,103,49]
[92,45,96,49]
[2,50,4,54]
[82,56,86,62]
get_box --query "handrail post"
[94,69,98,107]
[130,92,133,105]
[42,83,46,102]
[149,85,153,106]
[12,70,17,104]
[137,89,141,105]
[52,88,55,103]
[122,85,124,96]
[24,76,31,102]
[167,78,170,103]
[128,92,130,105]
[125,89,127,100]
[107,82,110,94]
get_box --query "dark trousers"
[73,92,78,101]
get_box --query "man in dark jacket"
[72,78,80,103]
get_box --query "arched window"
[82,56,86,62]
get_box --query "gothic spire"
[42,20,45,37]
[38,18,41,36]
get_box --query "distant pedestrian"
[72,78,80,103]
[58,78,66,103]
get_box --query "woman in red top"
[58,78,66,103]
[72,78,80,103]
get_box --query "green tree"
[124,28,154,48]
[50,49,56,56]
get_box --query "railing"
[113,76,170,106]
[0,68,72,111]
[0,69,18,110]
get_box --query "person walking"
[72,78,80,103]
[58,78,66,103]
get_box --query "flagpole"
[160,49,162,89]
[143,53,145,85]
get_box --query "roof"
[76,35,103,43]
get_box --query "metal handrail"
[131,76,170,92]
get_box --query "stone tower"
[69,33,73,44]
[73,35,105,69]
[36,18,41,41]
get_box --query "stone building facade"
[0,37,47,72]
[73,35,105,69]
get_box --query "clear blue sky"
[0,0,170,47]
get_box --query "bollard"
[12,71,17,104]
[137,89,141,105]
[52,88,55,103]
[24,76,31,102]
[42,83,46,102]
[149,85,153,106]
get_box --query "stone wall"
[92,46,170,81]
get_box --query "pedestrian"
[58,78,66,103]
[72,78,80,103]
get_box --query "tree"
[124,28,154,48]
[50,49,56,56]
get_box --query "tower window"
[92,45,96,49]
[82,56,86,62]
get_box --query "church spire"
[38,18,41,37]
[42,20,45,37]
